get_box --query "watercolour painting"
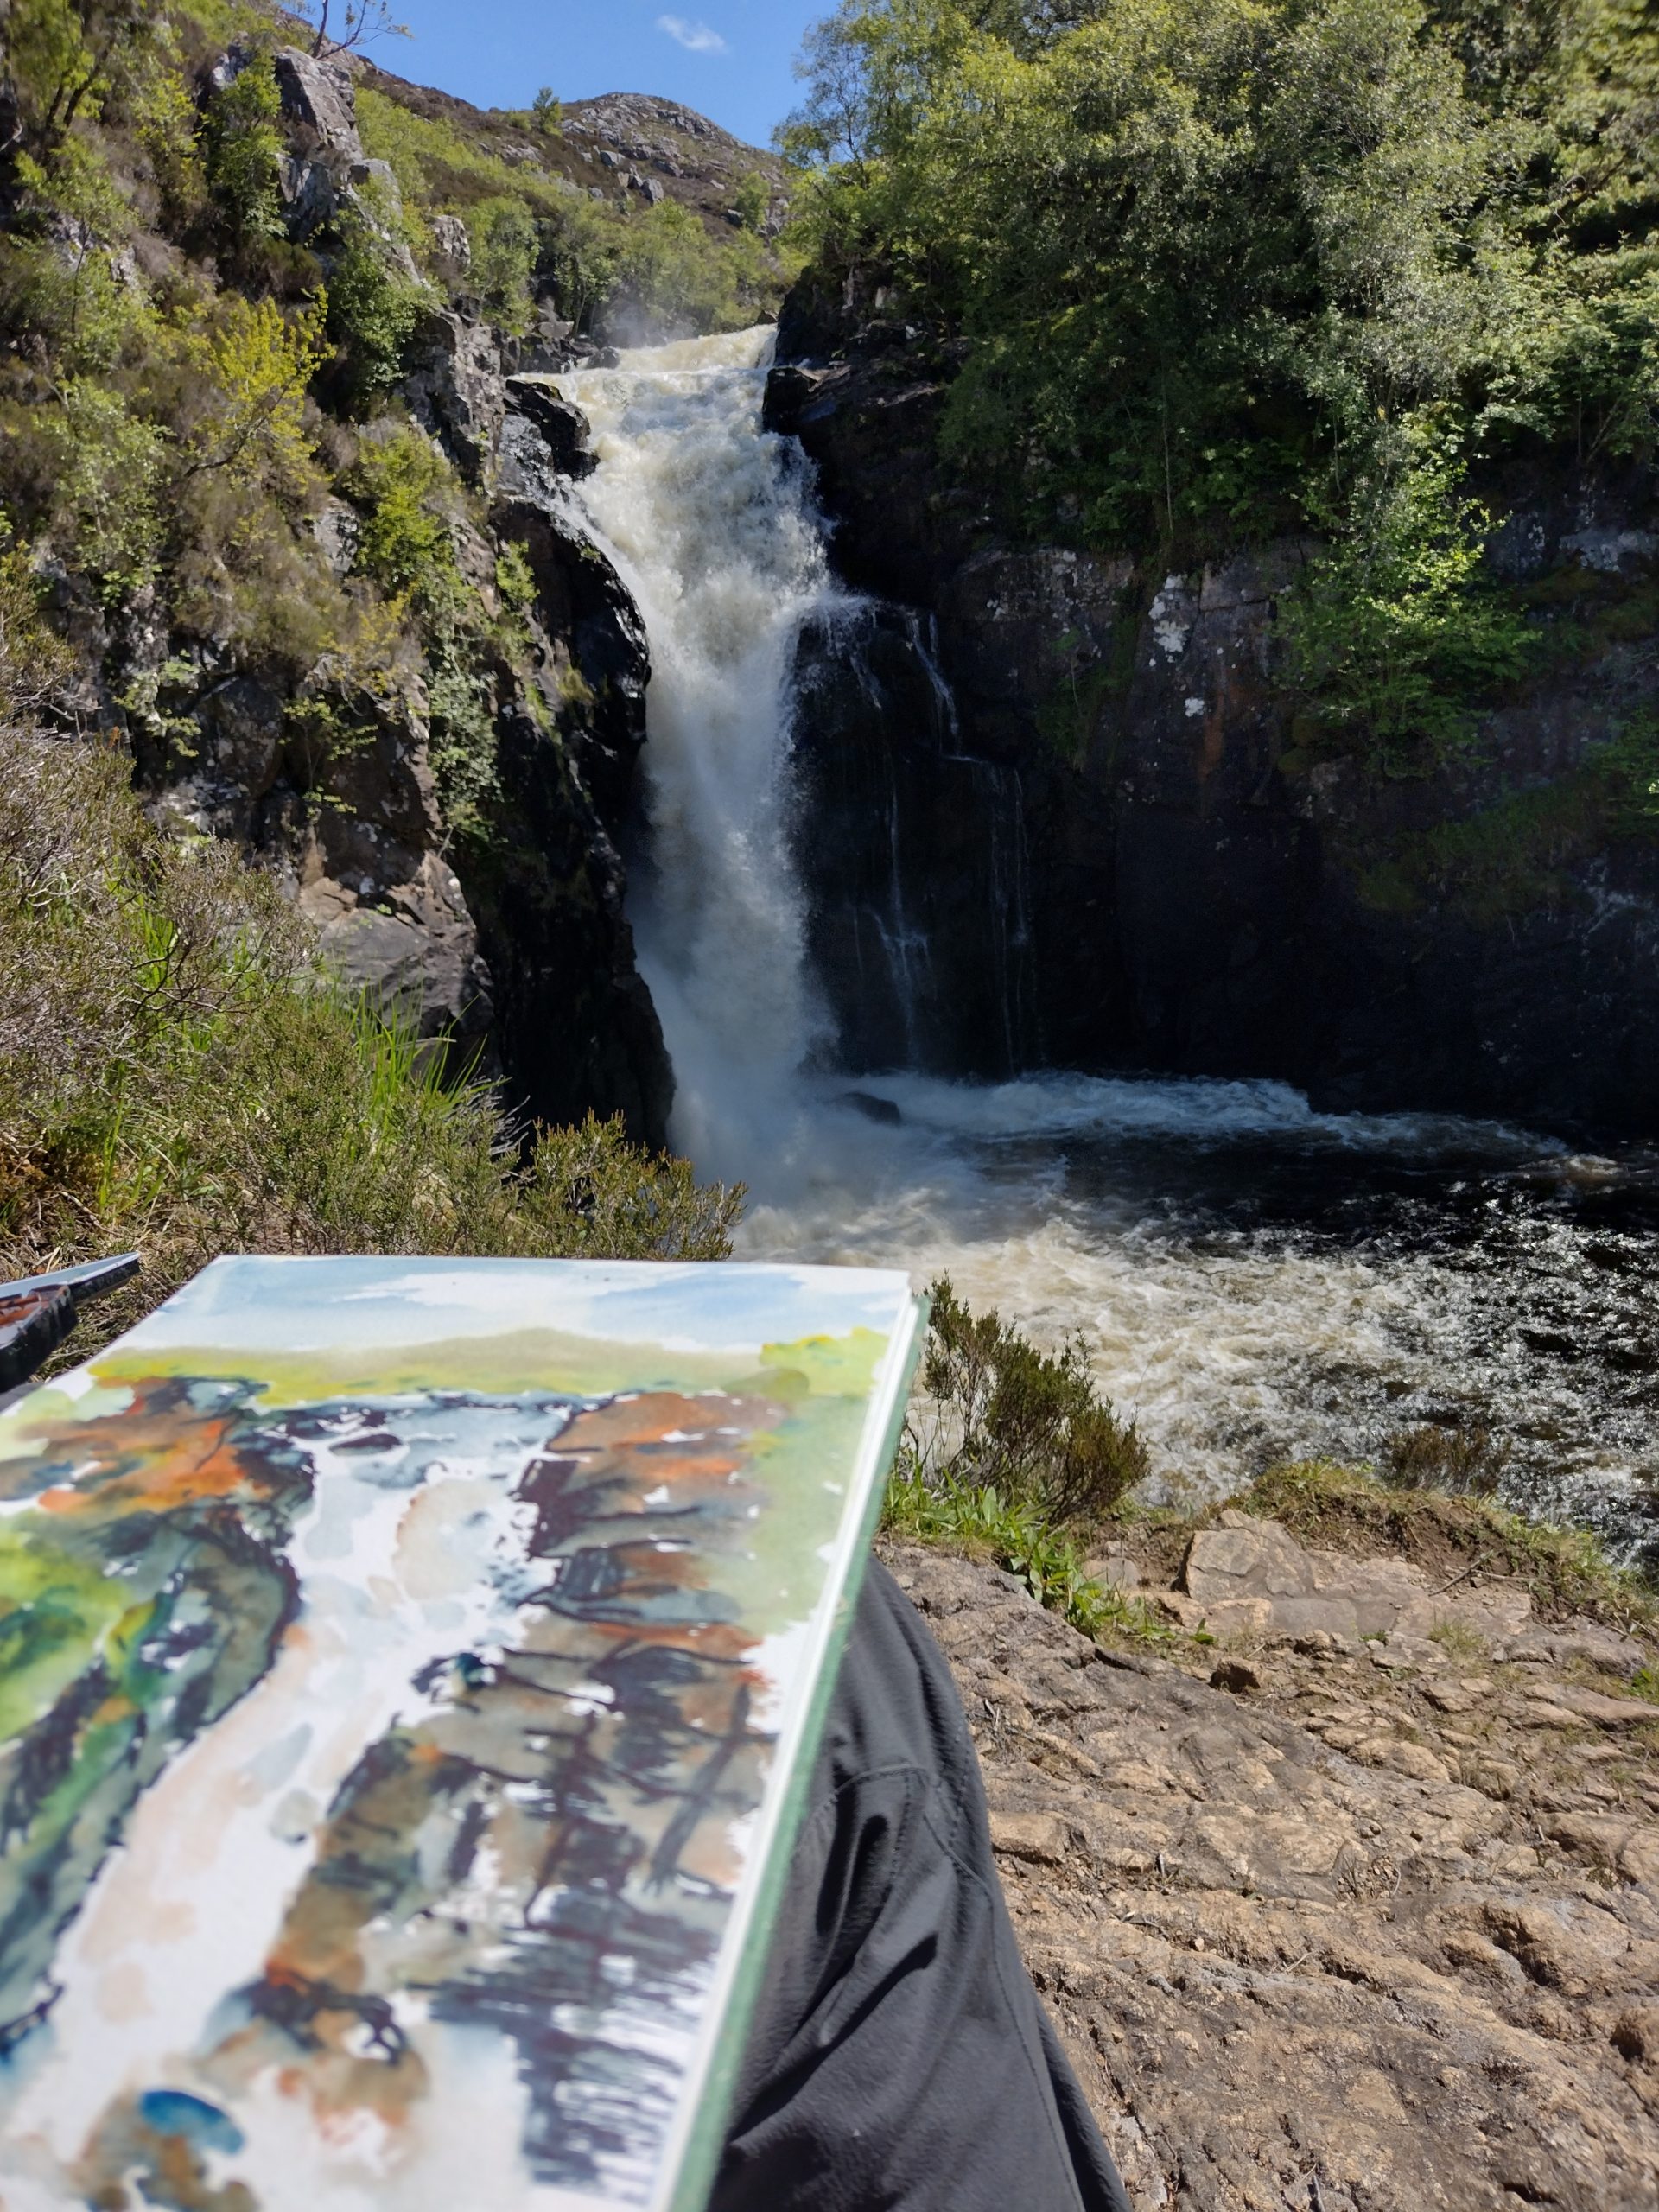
[0,1256,923,2212]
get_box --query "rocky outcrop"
[125,49,675,1145]
[892,1538,1659,2211]
[769,303,1659,1137]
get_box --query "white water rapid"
[558,333,1659,1563]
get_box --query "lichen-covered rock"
[305,850,494,1061]
[270,47,365,166]
[1176,1508,1533,1642]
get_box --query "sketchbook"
[0,1256,925,2212]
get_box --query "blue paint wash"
[137,2091,245,2154]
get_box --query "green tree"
[200,51,286,244]
[325,209,424,409]
[467,195,537,328]
[730,169,771,232]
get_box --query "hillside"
[0,0,766,1304]
[355,65,791,246]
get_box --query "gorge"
[1,7,1655,1565]
[532,327,1659,1575]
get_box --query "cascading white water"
[557,330,835,1181]
[556,332,1658,1563]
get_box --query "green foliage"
[0,551,74,718]
[1357,709,1659,920]
[200,51,286,244]
[325,208,425,408]
[731,170,772,233]
[785,0,1657,760]
[902,1273,1148,1527]
[531,87,563,135]
[44,381,168,601]
[3,0,150,154]
[342,425,521,848]
[467,195,537,330]
[345,424,454,601]
[177,293,327,499]
[884,1465,1169,1643]
[0,725,742,1351]
[1281,437,1540,772]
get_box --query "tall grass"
[0,724,741,1354]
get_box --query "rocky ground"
[883,1512,1659,2212]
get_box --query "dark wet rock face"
[771,290,1659,1138]
[790,602,1039,1079]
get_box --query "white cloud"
[656,13,727,53]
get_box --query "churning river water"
[555,332,1659,1573]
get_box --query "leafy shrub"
[901,1273,1148,1528]
[885,1465,1167,1643]
[731,170,772,233]
[0,551,73,717]
[345,423,454,601]
[325,207,425,408]
[200,50,286,244]
[0,723,742,1355]
[467,195,537,329]
[1281,439,1540,772]
[44,380,168,601]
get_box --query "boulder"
[271,47,365,166]
[505,377,597,480]
[1179,1509,1532,1641]
[430,212,471,280]
[403,309,505,485]
[308,851,494,1058]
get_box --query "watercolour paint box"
[0,1255,925,2212]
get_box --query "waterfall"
[556,329,836,1179]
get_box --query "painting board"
[0,1256,925,2212]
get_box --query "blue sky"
[374,0,828,151]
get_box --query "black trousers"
[712,1560,1133,2212]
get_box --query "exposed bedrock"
[769,293,1659,1136]
[122,54,673,1147]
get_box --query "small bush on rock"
[900,1273,1148,1527]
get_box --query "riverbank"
[887,1482,1659,2209]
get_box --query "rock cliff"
[106,45,678,1144]
[770,296,1659,1135]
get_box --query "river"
[555,331,1659,1573]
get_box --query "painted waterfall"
[0,1256,920,2212]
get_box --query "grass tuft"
[1235,1459,1655,1631]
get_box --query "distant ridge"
[355,61,788,238]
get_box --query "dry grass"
[0,723,741,1357]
